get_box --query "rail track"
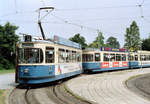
[9,80,96,104]
[9,86,30,104]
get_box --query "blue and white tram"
[138,50,150,67]
[82,47,129,72]
[82,48,150,73]
[16,35,82,84]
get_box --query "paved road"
[126,73,150,101]
[66,68,150,104]
[0,73,16,89]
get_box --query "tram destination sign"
[101,47,127,52]
[22,43,34,48]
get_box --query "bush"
[0,57,15,69]
[0,64,3,70]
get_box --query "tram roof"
[19,35,82,49]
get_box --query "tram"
[16,35,82,84]
[82,47,129,72]
[138,50,150,67]
[82,47,150,73]
[15,35,150,84]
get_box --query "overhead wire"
[40,0,46,7]
[2,0,150,35]
[0,10,37,18]
[141,0,145,5]
[55,5,140,11]
[138,0,150,24]
[143,17,150,24]
[38,9,54,21]
[50,14,99,32]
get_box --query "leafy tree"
[124,21,141,51]
[89,32,105,48]
[0,22,19,69]
[89,42,98,48]
[142,36,150,51]
[69,33,87,49]
[105,36,120,48]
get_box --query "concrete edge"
[64,82,97,104]
[123,73,150,101]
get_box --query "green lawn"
[0,69,15,74]
[0,90,10,104]
[0,69,15,104]
[0,90,5,104]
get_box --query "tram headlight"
[24,68,29,73]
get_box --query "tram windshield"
[18,48,43,64]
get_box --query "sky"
[0,0,150,47]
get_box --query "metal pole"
[38,20,46,40]
[38,7,54,40]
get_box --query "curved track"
[67,68,150,104]
[9,81,95,104]
[9,86,30,104]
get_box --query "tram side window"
[116,54,121,61]
[140,55,143,61]
[104,53,109,61]
[82,54,86,62]
[149,55,150,61]
[129,55,134,61]
[45,47,54,63]
[82,54,93,62]
[95,53,100,61]
[141,55,147,61]
[72,51,76,62]
[87,54,93,62]
[110,54,115,61]
[66,50,71,63]
[121,54,126,61]
[146,55,149,61]
[144,55,146,61]
[58,49,65,63]
[77,52,81,62]
[135,55,138,61]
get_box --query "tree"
[69,33,87,49]
[142,36,150,51]
[89,32,105,48]
[105,36,120,48]
[0,22,19,69]
[124,21,141,51]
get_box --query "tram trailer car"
[16,35,82,84]
[82,47,150,73]
[138,50,150,68]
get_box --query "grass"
[0,90,9,104]
[63,83,96,104]
[0,69,15,104]
[0,69,15,75]
[0,68,15,104]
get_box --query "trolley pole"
[38,21,46,40]
[38,7,54,40]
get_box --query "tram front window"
[18,48,43,64]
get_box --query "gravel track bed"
[9,81,95,104]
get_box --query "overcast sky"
[0,0,150,47]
